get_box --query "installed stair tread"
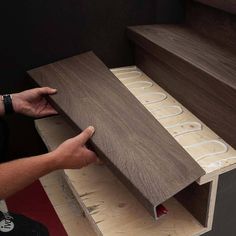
[128,24,236,90]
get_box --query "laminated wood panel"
[127,25,236,148]
[28,52,204,219]
[194,0,236,14]
[186,1,236,51]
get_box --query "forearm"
[0,97,5,116]
[0,152,60,199]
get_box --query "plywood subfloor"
[40,171,95,236]
[111,66,236,183]
[35,116,206,236]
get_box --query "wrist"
[0,94,15,116]
[42,152,61,172]
[11,93,23,114]
[45,150,64,170]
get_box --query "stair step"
[195,0,236,14]
[186,1,236,52]
[127,24,236,148]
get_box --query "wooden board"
[35,116,207,236]
[28,51,204,219]
[195,0,236,14]
[127,25,236,148]
[186,0,236,51]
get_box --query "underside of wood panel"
[28,52,204,219]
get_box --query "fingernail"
[88,126,95,133]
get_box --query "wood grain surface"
[186,1,236,52]
[128,25,236,148]
[28,52,204,219]
[194,0,236,14]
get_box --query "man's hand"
[0,126,98,199]
[52,126,98,169]
[12,87,58,118]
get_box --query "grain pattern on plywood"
[28,52,204,219]
[128,25,236,148]
[35,116,209,236]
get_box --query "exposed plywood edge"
[35,116,206,236]
[40,170,96,236]
[198,163,236,184]
[205,176,218,231]
[63,172,102,236]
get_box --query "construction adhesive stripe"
[110,66,137,73]
[184,140,228,161]
[137,92,167,105]
[151,106,183,120]
[165,121,202,137]
[115,71,143,81]
[125,81,153,90]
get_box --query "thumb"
[76,126,95,145]
[80,149,98,168]
[38,87,57,95]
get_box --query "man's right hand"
[52,126,98,169]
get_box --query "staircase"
[127,0,236,149]
[33,1,236,236]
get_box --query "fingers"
[40,106,58,117]
[37,87,57,95]
[81,149,98,168]
[76,126,95,145]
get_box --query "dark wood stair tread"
[28,52,204,219]
[128,24,236,91]
[195,0,236,15]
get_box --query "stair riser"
[194,0,236,15]
[135,46,236,148]
[186,1,236,52]
[128,30,236,110]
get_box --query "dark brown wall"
[0,0,184,161]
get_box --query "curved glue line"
[151,105,183,120]
[201,156,236,170]
[137,92,167,105]
[115,71,143,81]
[165,121,202,137]
[183,140,228,161]
[111,66,137,73]
[125,81,153,90]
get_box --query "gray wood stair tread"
[128,24,236,91]
[28,52,204,219]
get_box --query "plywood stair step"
[127,24,236,148]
